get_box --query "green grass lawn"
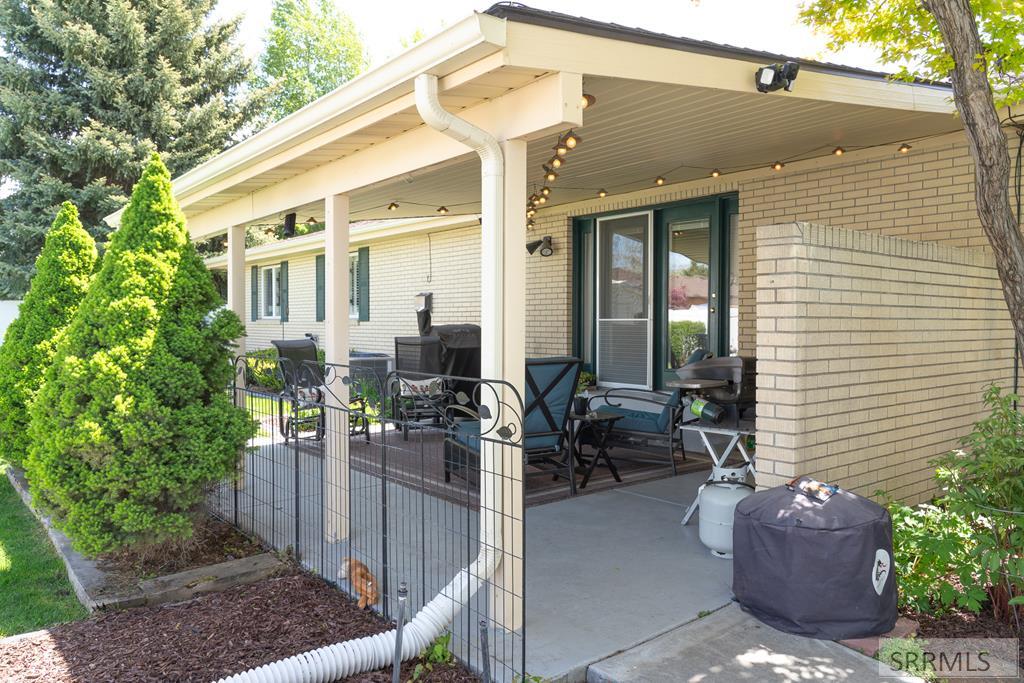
[0,470,87,637]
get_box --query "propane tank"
[689,397,725,424]
[698,466,754,559]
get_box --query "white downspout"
[214,74,505,683]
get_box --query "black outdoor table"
[568,411,624,489]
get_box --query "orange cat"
[339,557,379,610]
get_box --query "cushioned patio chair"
[271,339,370,443]
[444,357,582,495]
[391,335,449,440]
[583,389,685,475]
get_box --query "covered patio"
[131,4,1021,682]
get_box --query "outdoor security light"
[754,61,800,93]
[526,236,553,257]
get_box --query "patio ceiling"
[288,75,963,224]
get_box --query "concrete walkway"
[587,603,921,683]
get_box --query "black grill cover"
[732,477,897,640]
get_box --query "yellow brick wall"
[754,222,1013,503]
[243,226,482,354]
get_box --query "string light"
[597,188,607,198]
[710,169,721,178]
[832,146,845,156]
[549,156,563,169]
[898,143,912,154]
[543,166,558,182]
[436,206,449,214]
[563,130,580,149]
[387,202,399,211]
[655,176,665,186]
[554,141,568,157]
[771,161,784,171]
[537,195,547,204]
[540,186,551,197]
[529,193,539,204]
[305,216,318,225]
[527,208,536,218]
[581,94,596,109]
[527,219,535,229]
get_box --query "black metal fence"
[207,356,527,681]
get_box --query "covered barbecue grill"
[732,477,898,640]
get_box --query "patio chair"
[583,389,684,475]
[672,356,756,427]
[391,336,449,440]
[444,357,582,495]
[271,339,370,443]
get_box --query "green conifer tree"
[0,0,258,297]
[26,155,253,554]
[0,202,97,466]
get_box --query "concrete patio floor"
[525,471,733,681]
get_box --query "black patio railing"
[206,357,527,682]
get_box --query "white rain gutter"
[213,74,506,683]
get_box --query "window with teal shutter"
[357,247,369,321]
[315,255,325,322]
[279,260,289,322]
[250,265,258,321]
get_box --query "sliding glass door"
[596,212,652,388]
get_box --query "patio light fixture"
[540,186,551,196]
[549,156,563,168]
[581,93,596,109]
[305,216,318,225]
[597,188,607,198]
[554,141,568,157]
[537,195,547,204]
[655,176,665,186]
[710,169,721,178]
[898,143,912,154]
[387,202,399,211]
[832,146,845,156]
[526,235,553,257]
[436,206,449,214]
[771,161,785,171]
[527,208,536,217]
[563,130,580,149]
[543,165,558,182]
[527,219,536,229]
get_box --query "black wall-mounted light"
[526,235,553,257]
[755,61,800,93]
[283,212,297,237]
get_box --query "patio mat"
[343,428,711,508]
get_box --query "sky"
[213,0,886,72]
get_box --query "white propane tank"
[698,466,754,559]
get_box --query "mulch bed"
[99,516,266,578]
[902,606,1023,666]
[0,571,478,683]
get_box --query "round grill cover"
[732,478,898,639]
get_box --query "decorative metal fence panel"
[207,357,527,681]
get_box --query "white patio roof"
[105,4,960,239]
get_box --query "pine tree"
[26,155,253,555]
[256,0,367,122]
[0,202,96,467]
[0,0,258,297]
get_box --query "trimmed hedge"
[0,203,96,466]
[26,155,254,555]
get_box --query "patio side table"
[568,411,623,489]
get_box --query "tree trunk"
[926,0,1024,365]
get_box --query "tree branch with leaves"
[801,0,1024,352]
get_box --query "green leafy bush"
[0,203,96,467]
[669,320,707,367]
[25,155,254,555]
[886,498,984,613]
[245,348,285,391]
[935,385,1024,623]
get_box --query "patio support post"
[324,193,351,542]
[492,137,527,632]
